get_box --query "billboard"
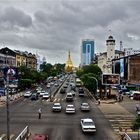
[120,58,124,78]
[3,67,18,88]
[102,74,120,85]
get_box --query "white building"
[124,48,140,56]
[98,36,124,73]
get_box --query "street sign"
[102,74,120,85]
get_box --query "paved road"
[0,78,118,140]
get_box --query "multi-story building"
[0,47,16,68]
[98,36,124,73]
[15,50,27,67]
[26,53,37,70]
[81,39,95,67]
[112,53,140,85]
[124,48,140,56]
[0,47,37,70]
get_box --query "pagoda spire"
[65,50,73,73]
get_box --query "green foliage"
[76,69,84,77]
[18,63,65,89]
[81,73,98,92]
[76,64,102,93]
[18,79,33,89]
[82,64,102,76]
[132,117,140,131]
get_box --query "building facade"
[26,53,37,70]
[81,39,94,67]
[124,48,140,56]
[0,47,16,68]
[97,36,124,73]
[112,53,140,85]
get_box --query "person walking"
[98,98,101,105]
[38,108,42,119]
[136,104,139,112]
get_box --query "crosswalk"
[104,114,136,133]
[42,97,65,102]
[0,134,15,140]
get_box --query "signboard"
[102,74,120,85]
[3,67,18,88]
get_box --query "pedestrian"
[38,108,42,119]
[121,94,124,101]
[98,98,100,105]
[136,104,139,112]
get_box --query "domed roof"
[108,35,113,39]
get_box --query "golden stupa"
[65,51,73,73]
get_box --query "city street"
[0,81,119,140]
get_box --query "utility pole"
[6,50,10,140]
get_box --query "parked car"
[65,104,76,114]
[80,103,90,111]
[32,134,48,140]
[129,91,140,100]
[42,92,50,99]
[52,103,62,112]
[31,93,38,100]
[81,118,96,132]
[24,91,32,98]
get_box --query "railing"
[15,126,29,140]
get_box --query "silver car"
[52,103,62,112]
[80,103,90,111]
[65,104,76,114]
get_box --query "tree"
[81,73,98,93]
[132,117,140,131]
[76,64,102,94]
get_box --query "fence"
[15,126,30,140]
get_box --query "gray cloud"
[0,7,32,28]
[0,0,140,66]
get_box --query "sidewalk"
[98,98,138,140]
[0,92,23,107]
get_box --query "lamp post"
[5,50,10,140]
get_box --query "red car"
[32,134,48,140]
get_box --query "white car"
[47,84,51,88]
[52,103,62,112]
[40,90,45,96]
[80,103,90,111]
[65,104,76,114]
[54,83,59,87]
[81,118,96,132]
[42,92,50,99]
[24,91,32,98]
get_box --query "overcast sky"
[0,0,140,66]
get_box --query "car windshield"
[67,105,74,108]
[83,121,94,126]
[82,103,88,106]
[54,104,60,107]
